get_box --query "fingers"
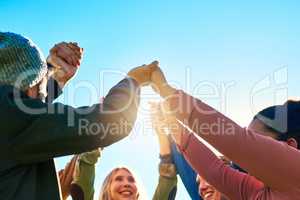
[50,42,83,67]
[57,43,80,66]
[49,53,71,69]
[144,61,159,83]
[148,60,159,72]
[67,42,84,58]
[52,43,74,66]
[59,155,78,185]
[127,60,160,85]
[49,54,77,81]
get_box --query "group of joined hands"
[46,41,185,145]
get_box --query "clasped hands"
[46,41,173,99]
[47,42,83,87]
[46,41,181,141]
[46,41,172,98]
[127,60,176,98]
[128,62,183,144]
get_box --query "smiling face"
[197,175,221,200]
[109,169,138,200]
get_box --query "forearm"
[90,77,140,146]
[71,150,100,200]
[153,176,177,200]
[170,141,201,200]
[153,162,177,200]
[155,128,172,155]
[2,78,139,162]
[46,77,62,103]
[57,77,139,153]
[59,151,100,200]
[59,155,79,200]
[102,78,140,122]
[178,130,262,200]
[159,84,177,98]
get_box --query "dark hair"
[254,100,300,148]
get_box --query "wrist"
[159,147,171,156]
[169,121,183,145]
[160,84,176,98]
[156,132,172,155]
[159,154,177,178]
[48,67,71,89]
[126,75,141,86]
[158,140,171,155]
[50,71,66,88]
[159,163,177,178]
[159,154,173,164]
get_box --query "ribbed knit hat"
[0,32,48,91]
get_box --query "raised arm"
[0,62,159,163]
[176,128,264,200]
[167,90,300,192]
[150,102,177,200]
[150,67,300,193]
[58,149,101,200]
[70,149,101,200]
[44,42,83,103]
[160,104,264,200]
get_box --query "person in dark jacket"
[0,32,158,200]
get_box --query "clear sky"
[1,0,299,199]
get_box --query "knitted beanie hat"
[0,32,48,91]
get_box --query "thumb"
[148,60,159,72]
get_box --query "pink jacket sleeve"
[178,130,264,200]
[168,90,300,193]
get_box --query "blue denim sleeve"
[171,140,202,200]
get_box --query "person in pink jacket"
[149,66,300,200]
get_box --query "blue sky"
[1,0,299,199]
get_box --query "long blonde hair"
[99,167,145,200]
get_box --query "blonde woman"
[98,167,144,200]
[60,153,143,200]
